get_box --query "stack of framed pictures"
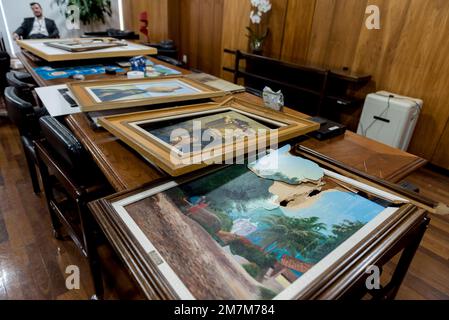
[16,38,157,62]
[89,145,429,300]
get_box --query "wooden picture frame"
[45,38,128,52]
[98,97,320,176]
[89,147,430,300]
[68,76,227,112]
[16,38,157,62]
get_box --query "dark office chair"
[6,71,36,103]
[35,116,111,299]
[0,51,10,93]
[4,86,47,194]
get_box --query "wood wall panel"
[123,0,171,43]
[306,0,337,66]
[178,0,224,75]
[280,0,316,64]
[221,0,252,80]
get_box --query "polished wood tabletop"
[18,50,427,192]
[65,92,427,192]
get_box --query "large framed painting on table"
[68,76,226,112]
[89,145,430,300]
[16,38,157,62]
[98,97,320,176]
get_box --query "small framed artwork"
[89,146,428,300]
[98,97,320,176]
[44,38,128,52]
[68,76,227,112]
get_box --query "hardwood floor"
[1,103,449,300]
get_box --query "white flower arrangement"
[247,0,272,52]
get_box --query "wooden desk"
[65,92,426,193]
[17,50,427,192]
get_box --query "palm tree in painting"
[256,215,326,257]
[305,220,365,261]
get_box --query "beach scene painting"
[86,80,201,103]
[122,146,387,300]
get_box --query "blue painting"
[33,65,124,80]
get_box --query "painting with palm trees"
[122,147,388,299]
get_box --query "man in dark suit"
[12,2,60,40]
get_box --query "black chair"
[6,71,36,103]
[35,116,111,299]
[0,51,10,97]
[4,86,47,194]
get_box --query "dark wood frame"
[88,149,430,300]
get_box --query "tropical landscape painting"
[124,146,387,299]
[86,80,200,103]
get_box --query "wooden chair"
[224,49,330,116]
[35,116,112,299]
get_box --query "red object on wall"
[139,11,149,42]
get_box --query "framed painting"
[98,97,320,176]
[44,38,128,52]
[89,145,430,300]
[16,38,157,62]
[68,76,227,112]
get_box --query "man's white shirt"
[29,17,49,36]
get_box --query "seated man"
[12,2,59,40]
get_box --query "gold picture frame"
[17,38,157,62]
[68,76,227,112]
[98,97,320,176]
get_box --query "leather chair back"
[0,51,10,92]
[6,71,35,103]
[6,71,34,88]
[4,86,37,136]
[39,116,88,174]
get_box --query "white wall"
[0,0,120,55]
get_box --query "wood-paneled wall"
[123,0,223,75]
[221,0,449,168]
[124,0,449,168]
[123,0,178,43]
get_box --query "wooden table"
[18,49,430,301]
[18,50,427,193]
[65,92,426,193]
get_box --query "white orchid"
[250,10,262,24]
[257,0,272,13]
[247,0,271,52]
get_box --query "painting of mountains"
[123,150,387,300]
